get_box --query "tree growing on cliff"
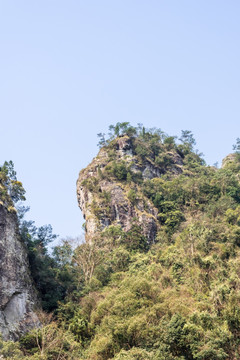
[97,133,106,148]
[233,138,240,152]
[0,161,25,203]
[233,138,240,163]
[179,130,196,150]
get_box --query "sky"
[0,1,240,241]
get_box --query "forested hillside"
[1,124,240,359]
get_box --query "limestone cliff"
[0,204,39,340]
[77,135,183,243]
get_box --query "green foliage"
[233,137,240,153]
[114,347,153,359]
[165,314,191,357]
[0,336,25,359]
[18,313,82,359]
[127,189,137,204]
[179,130,196,155]
[3,125,240,360]
[155,152,174,168]
[69,125,240,359]
[163,135,176,150]
[134,144,149,159]
[105,161,129,181]
[108,122,137,139]
[19,213,76,311]
[81,176,99,191]
[68,315,91,343]
[0,161,25,204]
[97,133,107,148]
[124,222,149,252]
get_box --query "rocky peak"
[115,135,134,157]
[77,134,183,244]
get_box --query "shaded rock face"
[0,205,39,340]
[77,136,183,243]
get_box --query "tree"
[20,311,81,359]
[163,136,176,150]
[0,161,25,203]
[53,239,73,266]
[125,222,149,251]
[108,122,133,138]
[73,240,104,284]
[179,130,196,149]
[19,213,68,311]
[25,225,63,311]
[233,138,240,153]
[97,133,106,148]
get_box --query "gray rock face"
[77,136,161,243]
[0,205,39,340]
[77,136,184,244]
[77,177,158,243]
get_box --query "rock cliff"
[0,204,39,340]
[77,135,183,243]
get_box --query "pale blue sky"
[0,1,239,239]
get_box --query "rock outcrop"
[0,204,39,340]
[77,135,183,243]
[222,153,237,168]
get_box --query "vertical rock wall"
[0,205,39,340]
